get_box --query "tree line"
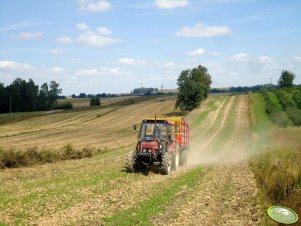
[0,78,61,113]
[132,87,159,95]
[71,93,117,98]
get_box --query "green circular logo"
[267,206,298,224]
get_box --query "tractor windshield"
[140,123,167,141]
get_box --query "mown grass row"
[261,88,301,127]
[0,144,99,168]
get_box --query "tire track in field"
[195,96,235,151]
[207,96,229,130]
[190,96,228,138]
[155,95,261,225]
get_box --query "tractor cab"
[139,120,175,142]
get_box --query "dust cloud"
[186,94,258,167]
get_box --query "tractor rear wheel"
[161,152,172,175]
[126,150,137,172]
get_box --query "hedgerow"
[286,107,301,125]
[275,90,295,108]
[292,91,301,109]
[261,91,292,127]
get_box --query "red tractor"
[126,117,190,175]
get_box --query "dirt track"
[152,94,261,225]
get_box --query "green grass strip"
[250,93,272,133]
[250,93,273,151]
[191,98,219,128]
[104,167,203,226]
[209,95,238,151]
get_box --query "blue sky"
[0,0,301,95]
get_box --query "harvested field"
[0,94,266,225]
[0,96,174,150]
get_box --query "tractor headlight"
[148,149,152,153]
[143,149,146,153]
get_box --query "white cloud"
[176,23,231,37]
[76,22,90,30]
[49,49,64,56]
[56,36,73,44]
[77,30,121,47]
[56,24,120,48]
[78,0,112,13]
[118,58,135,65]
[48,67,66,74]
[154,0,189,9]
[75,67,130,76]
[14,31,42,40]
[162,62,176,69]
[0,60,33,71]
[187,48,205,56]
[76,68,99,76]
[110,67,129,75]
[256,56,273,64]
[117,58,147,66]
[211,51,221,56]
[231,53,250,62]
[294,55,301,61]
[96,27,112,35]
[0,22,43,32]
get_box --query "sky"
[0,0,301,95]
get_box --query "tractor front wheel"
[126,150,137,172]
[161,152,172,175]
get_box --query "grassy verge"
[104,167,204,225]
[250,148,301,221]
[249,92,301,224]
[249,93,273,151]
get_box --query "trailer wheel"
[161,152,171,175]
[179,149,188,166]
[126,150,137,172]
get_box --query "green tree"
[37,83,49,110]
[90,97,101,106]
[176,65,212,111]
[9,78,27,112]
[278,70,295,88]
[25,79,39,111]
[48,81,62,110]
[0,83,9,113]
